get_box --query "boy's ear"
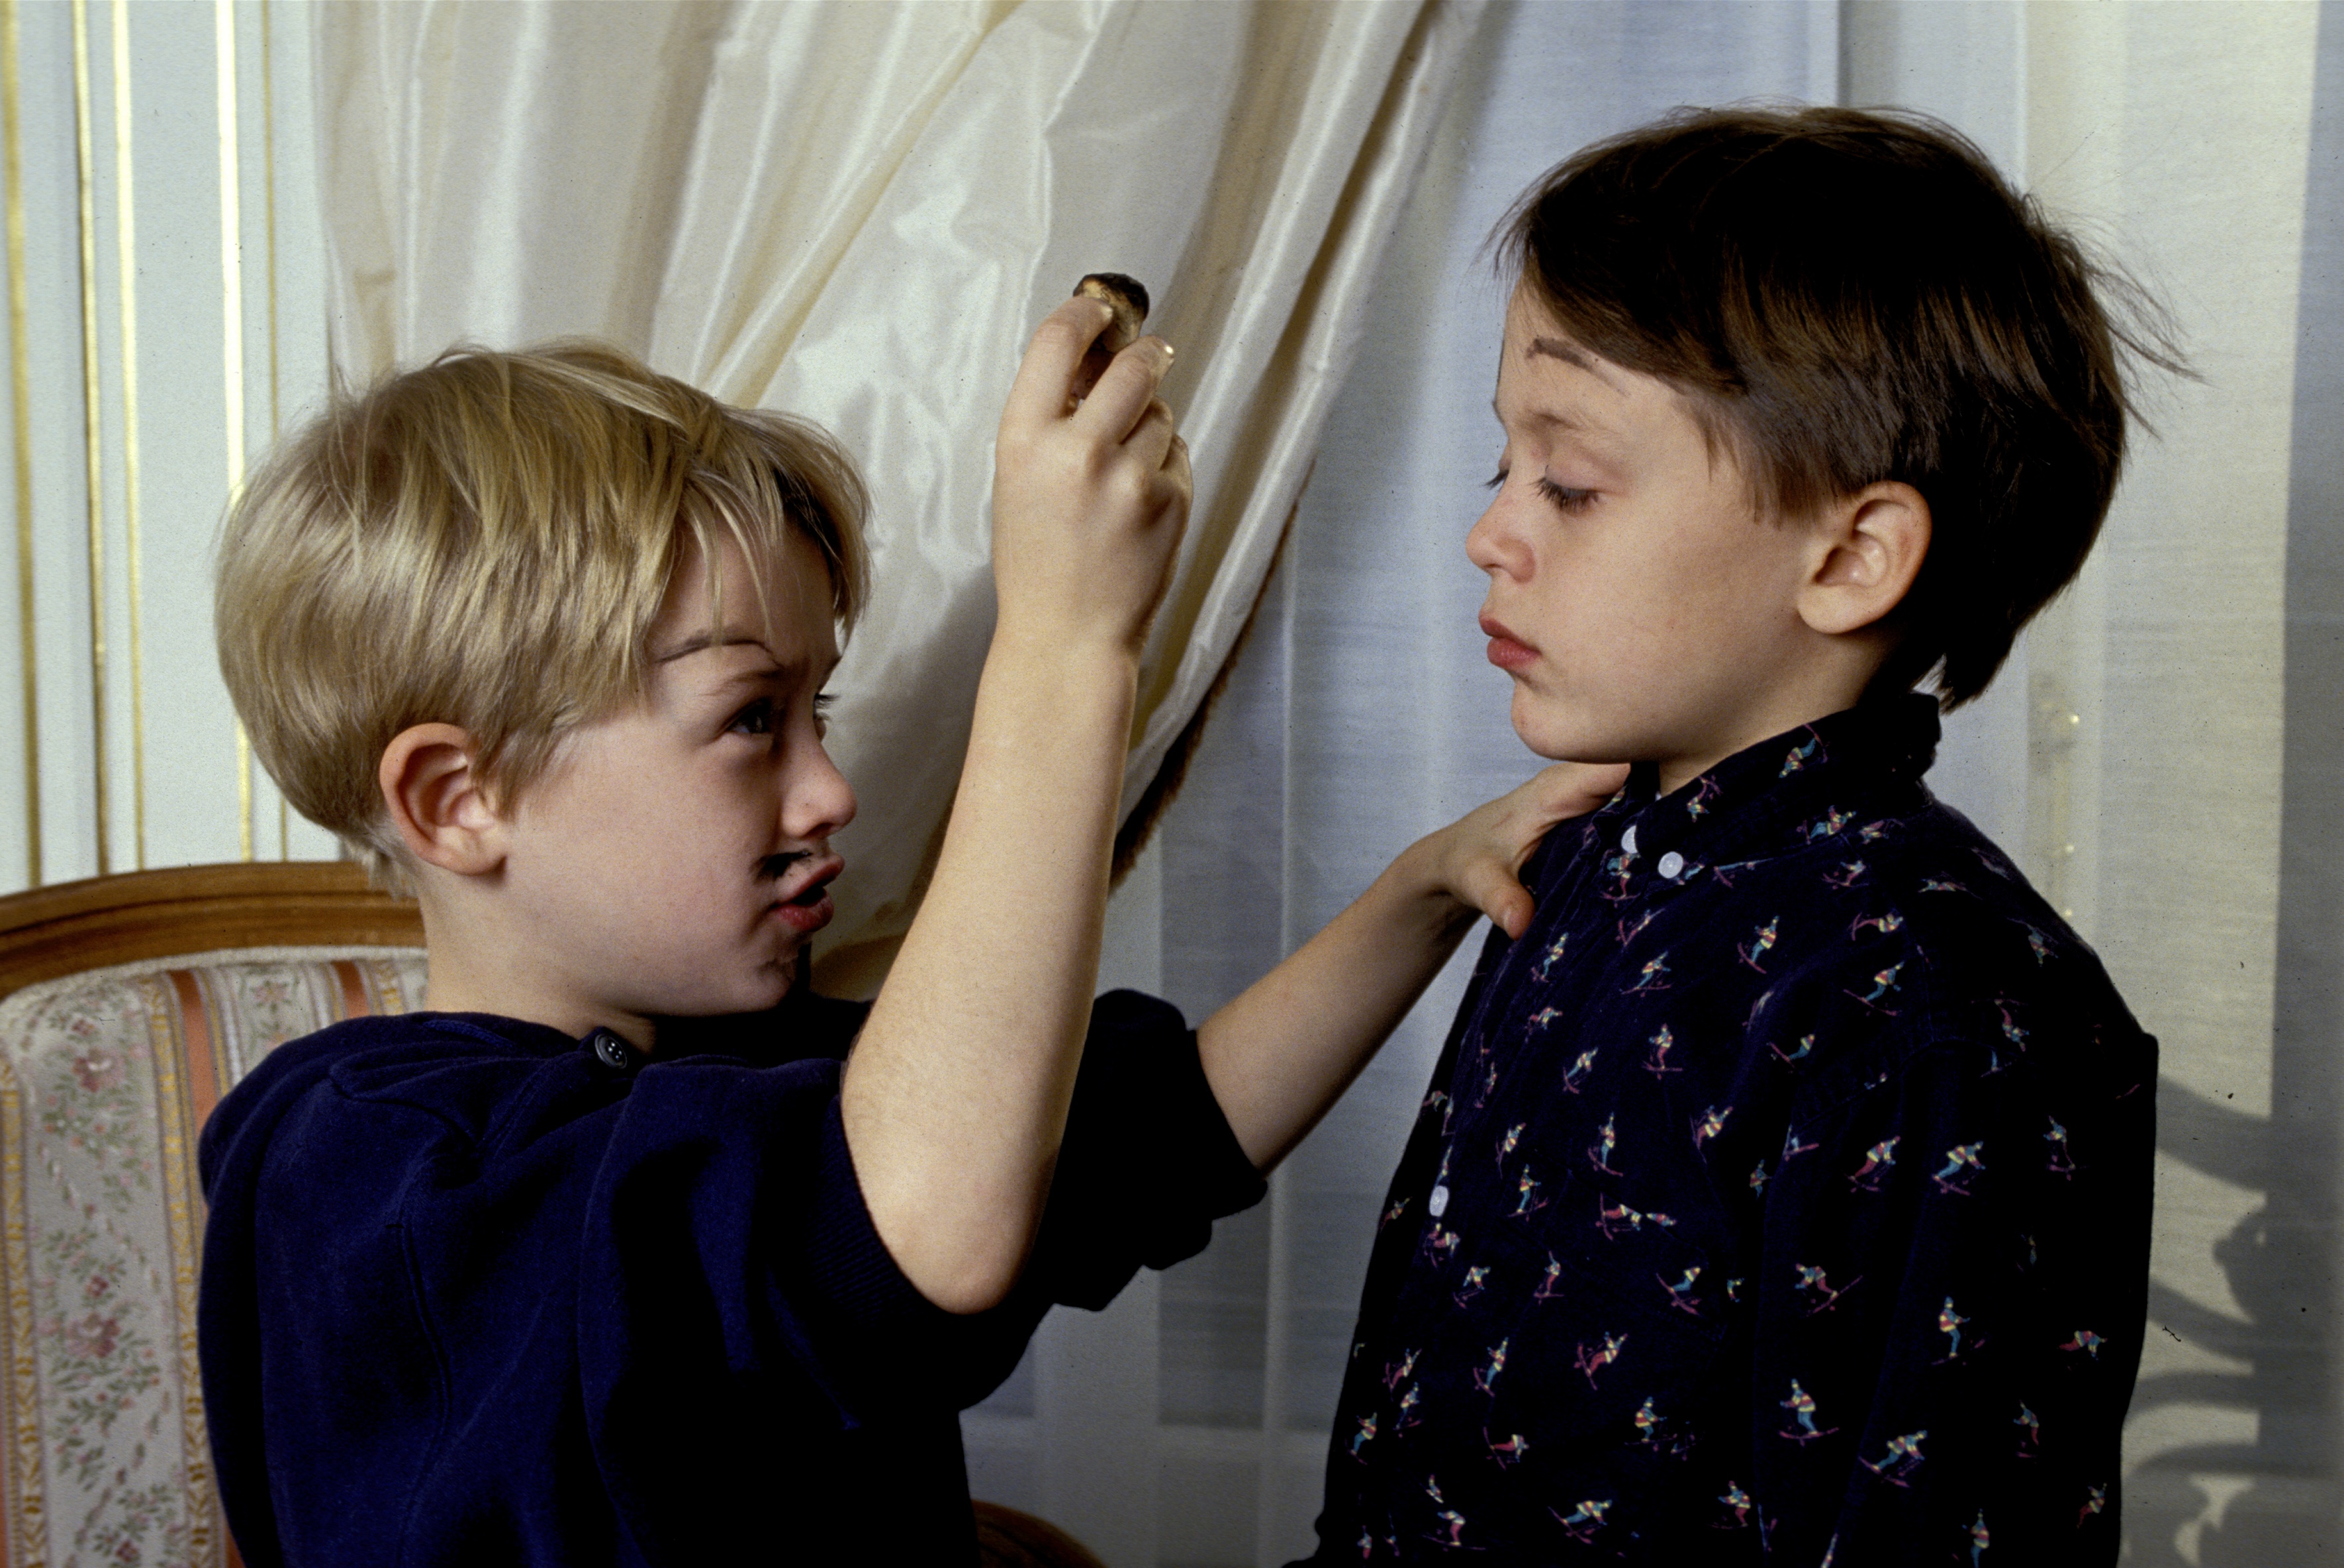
[379,723,507,877]
[1795,481,1931,637]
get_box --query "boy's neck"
[412,885,659,1050]
[1648,668,1897,797]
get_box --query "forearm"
[841,632,1135,1313]
[1198,838,1481,1171]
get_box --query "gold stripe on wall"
[215,0,250,860]
[260,0,277,438]
[111,0,142,868]
[71,0,110,876]
[261,0,285,858]
[1,0,38,887]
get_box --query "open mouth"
[782,877,833,908]
[767,854,845,932]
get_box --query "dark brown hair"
[1500,105,2182,708]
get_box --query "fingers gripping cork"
[1072,273,1150,402]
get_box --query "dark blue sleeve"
[579,989,1263,1436]
[1023,989,1268,1310]
[1748,1027,2155,1562]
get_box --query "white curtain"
[962,4,2344,1565]
[314,0,1487,992]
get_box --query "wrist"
[1381,835,1479,937]
[966,629,1141,773]
[990,606,1145,668]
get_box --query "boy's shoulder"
[1680,790,2153,1103]
[197,1011,600,1192]
[1717,784,2132,984]
[1511,710,2150,1111]
[197,999,871,1197]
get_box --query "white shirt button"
[1658,851,1685,880]
[1429,1184,1450,1217]
[1620,825,1639,854]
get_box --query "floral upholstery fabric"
[0,946,426,1567]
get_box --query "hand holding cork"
[1071,273,1151,402]
[991,273,1187,658]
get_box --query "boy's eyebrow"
[1528,336,1625,392]
[652,628,780,665]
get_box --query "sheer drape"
[313,0,1487,991]
[962,4,2344,1565]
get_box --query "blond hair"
[216,340,868,883]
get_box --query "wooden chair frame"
[0,861,424,1006]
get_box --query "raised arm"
[1198,763,1625,1170]
[839,298,1188,1314]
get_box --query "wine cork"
[1071,274,1151,401]
[1074,273,1150,354]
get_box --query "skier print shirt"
[1305,694,2155,1565]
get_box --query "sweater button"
[1620,825,1639,854]
[588,1030,633,1070]
[1658,851,1685,880]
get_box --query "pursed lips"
[1479,609,1538,672]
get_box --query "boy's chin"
[666,961,802,1021]
[1509,697,1625,768]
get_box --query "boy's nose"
[784,745,857,843]
[1466,496,1527,579]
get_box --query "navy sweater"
[197,988,1264,1566]
[1308,696,2155,1564]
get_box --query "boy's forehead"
[1501,291,1633,393]
[1493,325,1638,451]
[655,530,838,660]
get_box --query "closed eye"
[1538,477,1597,513]
[1486,466,1597,514]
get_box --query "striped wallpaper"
[0,0,338,892]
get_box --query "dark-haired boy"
[1297,107,2162,1563]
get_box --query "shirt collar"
[1593,692,1943,874]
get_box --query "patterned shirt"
[1307,695,2154,1565]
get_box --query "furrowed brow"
[652,628,782,665]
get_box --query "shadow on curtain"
[2122,7,2344,1563]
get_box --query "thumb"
[1534,761,1631,825]
[1462,861,1536,940]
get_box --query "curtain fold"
[313,0,1488,994]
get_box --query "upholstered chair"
[0,863,424,1563]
